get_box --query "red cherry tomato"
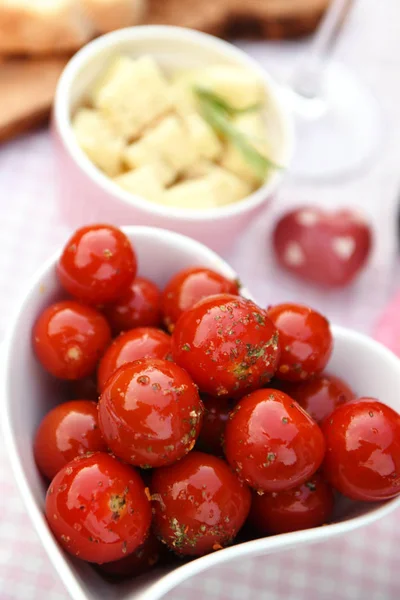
[273,206,372,288]
[322,398,400,501]
[57,224,137,304]
[277,373,355,424]
[172,294,280,397]
[34,400,107,480]
[162,267,239,332]
[197,395,235,456]
[267,303,333,382]
[45,453,151,563]
[249,473,334,535]
[97,533,163,579]
[98,359,204,468]
[33,301,111,380]
[103,277,162,335]
[151,452,251,556]
[224,389,325,493]
[97,327,172,393]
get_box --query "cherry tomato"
[34,400,107,480]
[97,533,163,579]
[103,277,162,334]
[224,389,325,493]
[57,224,137,304]
[45,452,151,563]
[267,303,333,382]
[273,206,372,288]
[33,301,111,380]
[98,359,204,468]
[151,452,251,556]
[322,398,400,501]
[249,473,334,535]
[277,373,355,424]
[162,267,239,332]
[172,294,280,398]
[197,395,235,456]
[97,327,172,393]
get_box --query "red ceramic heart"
[272,207,372,287]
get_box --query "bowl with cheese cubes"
[53,26,293,251]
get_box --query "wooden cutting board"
[0,0,329,143]
[145,0,330,40]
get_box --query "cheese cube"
[180,64,264,111]
[162,166,251,210]
[221,113,272,185]
[169,82,197,117]
[184,159,215,179]
[72,108,124,176]
[184,113,223,161]
[207,166,252,206]
[91,55,172,139]
[162,179,218,210]
[114,165,164,202]
[123,115,197,174]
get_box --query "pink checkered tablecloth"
[1,2,400,598]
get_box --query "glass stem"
[292,0,354,99]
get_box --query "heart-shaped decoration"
[2,227,399,600]
[273,207,372,287]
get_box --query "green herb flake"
[182,343,191,352]
[306,481,317,491]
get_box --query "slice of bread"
[0,0,146,55]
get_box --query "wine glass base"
[285,62,382,183]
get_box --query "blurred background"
[1,0,400,599]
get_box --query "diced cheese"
[169,81,197,117]
[91,55,172,139]
[123,115,197,174]
[221,113,272,185]
[162,178,218,210]
[184,113,223,161]
[180,64,264,111]
[207,166,253,206]
[72,107,124,176]
[114,165,164,201]
[162,165,251,210]
[184,159,215,179]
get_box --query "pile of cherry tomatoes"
[32,224,400,579]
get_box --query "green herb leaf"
[194,87,261,116]
[194,87,283,179]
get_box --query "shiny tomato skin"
[151,452,251,556]
[197,395,235,456]
[278,373,355,424]
[97,327,172,392]
[34,400,107,480]
[45,453,151,563]
[322,398,400,501]
[267,303,333,382]
[98,359,204,468]
[249,473,334,534]
[33,301,111,380]
[97,533,163,579]
[103,277,162,334]
[57,224,137,304]
[162,267,239,332]
[172,294,280,398]
[224,389,326,493]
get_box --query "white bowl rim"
[2,226,400,600]
[54,25,294,223]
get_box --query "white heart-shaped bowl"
[2,226,400,600]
